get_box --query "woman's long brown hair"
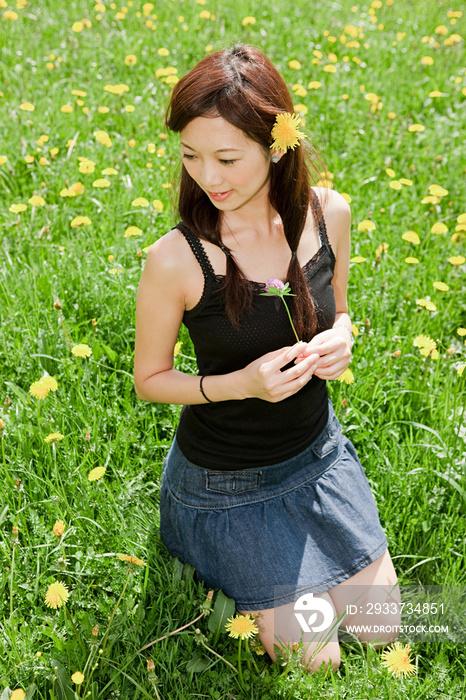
[165,44,328,340]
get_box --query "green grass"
[0,0,465,697]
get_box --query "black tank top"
[175,191,336,470]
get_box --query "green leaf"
[50,658,75,700]
[207,590,236,635]
[186,649,210,673]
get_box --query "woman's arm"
[296,189,353,379]
[134,232,320,405]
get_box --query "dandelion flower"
[390,180,402,190]
[158,48,169,56]
[381,642,416,678]
[44,432,65,444]
[288,60,302,70]
[433,281,449,291]
[102,167,118,175]
[174,341,182,356]
[0,156,8,165]
[10,691,26,700]
[270,113,305,153]
[408,124,425,132]
[88,466,106,481]
[420,56,434,65]
[4,10,19,20]
[241,16,256,25]
[72,344,92,358]
[413,335,437,356]
[9,203,27,213]
[405,257,419,264]
[104,84,129,95]
[431,222,448,234]
[45,581,70,609]
[71,216,92,227]
[225,614,259,639]
[125,54,137,66]
[117,553,147,566]
[399,178,412,186]
[79,161,95,174]
[152,199,164,211]
[458,364,466,377]
[94,130,112,147]
[416,299,437,311]
[350,256,366,263]
[29,376,58,400]
[449,256,465,265]
[92,179,111,188]
[71,672,84,685]
[53,520,66,537]
[19,102,35,111]
[28,195,46,206]
[308,81,322,89]
[402,231,420,244]
[457,328,466,337]
[337,368,354,384]
[429,184,448,197]
[70,182,85,195]
[125,226,142,237]
[132,197,150,207]
[357,220,376,231]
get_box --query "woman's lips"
[208,190,232,201]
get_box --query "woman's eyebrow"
[180,141,243,153]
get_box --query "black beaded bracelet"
[199,375,216,403]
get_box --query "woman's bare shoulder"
[311,186,351,218]
[311,187,351,257]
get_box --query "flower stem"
[388,676,397,700]
[197,638,238,673]
[101,568,132,657]
[237,638,244,687]
[280,297,300,343]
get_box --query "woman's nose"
[200,162,223,189]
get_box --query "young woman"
[134,44,400,671]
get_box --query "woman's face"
[180,116,272,212]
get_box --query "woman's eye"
[220,159,236,165]
[182,153,196,160]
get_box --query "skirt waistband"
[162,399,344,510]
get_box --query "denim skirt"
[159,400,388,611]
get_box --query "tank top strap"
[310,189,332,254]
[175,221,217,280]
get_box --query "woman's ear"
[270,149,285,163]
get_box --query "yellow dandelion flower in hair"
[270,113,305,153]
[381,642,417,678]
[225,614,259,640]
[88,466,106,481]
[117,553,147,566]
[45,581,70,609]
[71,672,84,685]
[337,368,354,384]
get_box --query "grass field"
[0,0,465,697]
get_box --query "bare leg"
[238,592,341,673]
[327,548,401,647]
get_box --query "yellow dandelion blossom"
[337,368,354,384]
[70,182,85,195]
[293,103,308,115]
[288,60,302,70]
[270,113,305,153]
[104,84,130,96]
[79,161,95,174]
[402,231,420,244]
[431,222,448,234]
[381,642,417,678]
[117,553,147,566]
[71,89,87,97]
[28,195,46,207]
[132,197,150,207]
[241,16,256,25]
[102,167,118,175]
[92,178,111,189]
[413,335,437,356]
[0,156,7,165]
[390,180,402,190]
[420,56,434,65]
[408,124,425,132]
[158,48,169,56]
[399,178,412,186]
[44,432,65,444]
[71,344,92,358]
[340,193,351,203]
[421,195,439,204]
[4,10,19,20]
[308,80,322,89]
[71,216,92,227]
[357,220,376,231]
[449,256,465,265]
[19,102,35,111]
[45,581,70,609]
[94,130,112,147]
[71,672,84,685]
[457,328,466,337]
[386,168,396,177]
[405,257,419,264]
[61,105,73,113]
[375,243,389,256]
[88,466,106,481]
[174,341,182,356]
[434,25,448,35]
[125,54,137,66]
[125,226,142,237]
[323,64,337,73]
[225,614,259,640]
[433,281,449,291]
[72,20,84,32]
[10,690,26,700]
[53,520,66,537]
[457,213,466,224]
[29,376,58,400]
[416,299,437,311]
[293,84,307,96]
[429,184,448,197]
[350,256,366,263]
[9,203,27,213]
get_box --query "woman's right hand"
[239,342,320,402]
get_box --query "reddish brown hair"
[165,44,328,340]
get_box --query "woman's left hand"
[294,327,352,380]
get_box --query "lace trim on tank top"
[176,190,335,313]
